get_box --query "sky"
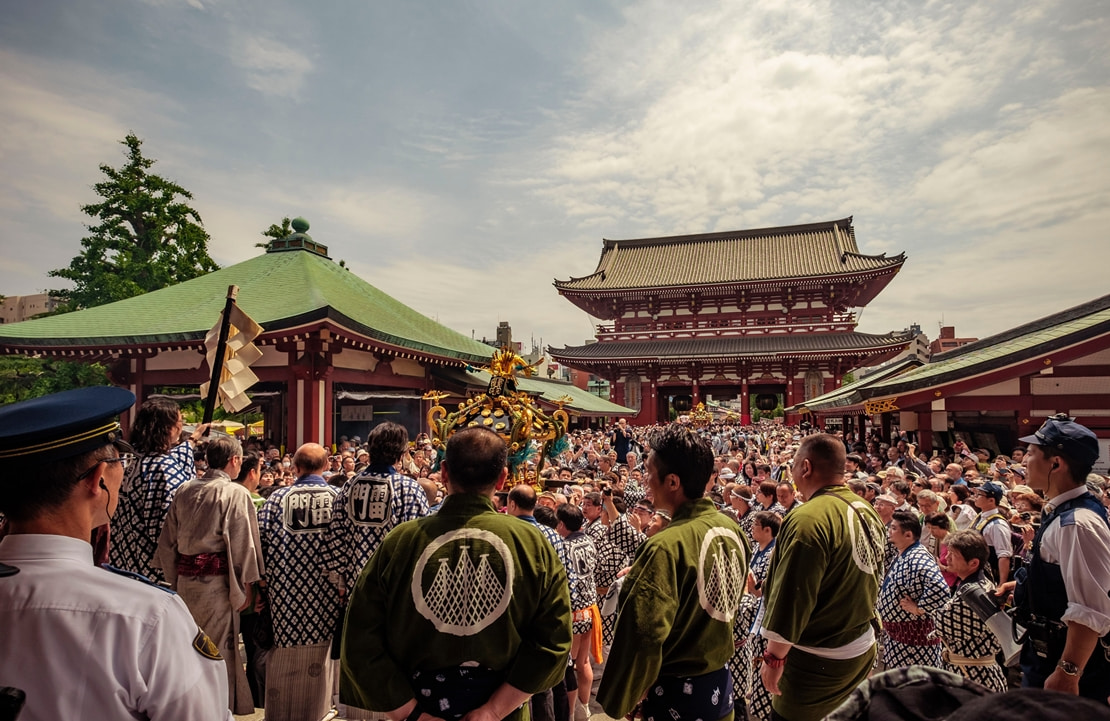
[1,0,1107,353]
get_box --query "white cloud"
[531,0,1059,236]
[231,35,313,98]
[358,241,604,350]
[0,51,177,222]
[913,87,1110,231]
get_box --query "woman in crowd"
[109,398,207,581]
[925,513,958,588]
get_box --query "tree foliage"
[257,217,293,248]
[0,356,108,405]
[48,133,219,310]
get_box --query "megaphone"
[956,582,1026,667]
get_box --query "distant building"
[480,322,522,352]
[0,293,59,324]
[549,217,913,424]
[930,326,978,355]
[859,324,931,379]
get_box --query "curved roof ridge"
[554,268,606,286]
[0,248,495,363]
[841,250,905,263]
[599,216,855,249]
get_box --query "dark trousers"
[239,612,264,709]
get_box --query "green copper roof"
[792,293,1110,411]
[865,298,1110,396]
[0,247,494,364]
[787,358,922,413]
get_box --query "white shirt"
[1039,486,1110,636]
[949,503,977,531]
[0,534,233,721]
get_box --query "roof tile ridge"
[600,217,855,248]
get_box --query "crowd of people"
[2,388,1109,721]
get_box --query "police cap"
[0,386,135,466]
[1018,414,1100,466]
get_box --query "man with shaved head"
[258,442,341,721]
[760,434,886,720]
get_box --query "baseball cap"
[973,481,1005,501]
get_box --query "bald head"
[792,433,847,496]
[507,484,538,516]
[293,443,329,476]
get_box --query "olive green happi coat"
[598,497,750,719]
[762,485,884,720]
[340,493,572,720]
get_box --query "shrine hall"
[0,223,631,447]
[548,217,914,424]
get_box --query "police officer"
[0,387,232,721]
[1010,414,1110,700]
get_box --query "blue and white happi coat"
[742,540,776,720]
[563,530,598,634]
[934,572,1007,692]
[517,515,580,610]
[109,442,196,582]
[259,475,340,647]
[322,464,429,591]
[877,542,949,669]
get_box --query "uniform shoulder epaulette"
[99,563,176,594]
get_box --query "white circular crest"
[411,528,514,636]
[847,501,883,575]
[696,526,746,622]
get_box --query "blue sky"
[2,0,1107,351]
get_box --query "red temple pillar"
[286,333,335,448]
[645,365,662,424]
[740,378,750,425]
[917,410,933,454]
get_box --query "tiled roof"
[864,293,1110,396]
[0,247,495,364]
[554,217,904,292]
[786,358,923,413]
[793,293,1110,411]
[549,331,914,362]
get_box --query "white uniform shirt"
[0,534,232,721]
[1038,486,1110,636]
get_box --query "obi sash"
[176,552,229,577]
[641,666,733,721]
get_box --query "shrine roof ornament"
[424,346,571,490]
[554,217,904,293]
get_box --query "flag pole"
[203,285,239,429]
